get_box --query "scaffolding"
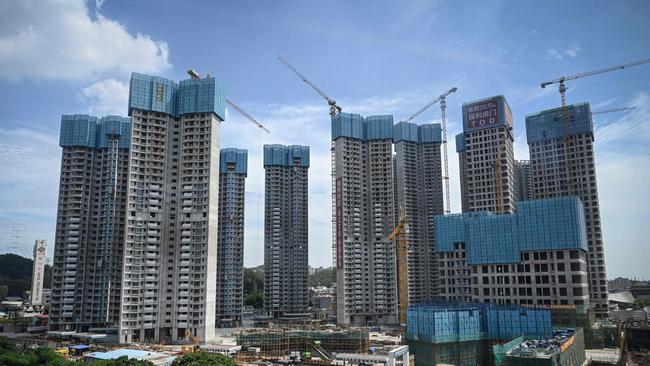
[405,301,553,366]
[236,329,369,358]
[406,301,552,344]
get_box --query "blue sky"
[0,0,648,278]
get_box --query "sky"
[0,0,648,278]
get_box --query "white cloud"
[545,43,581,61]
[595,92,650,146]
[545,49,563,60]
[0,126,61,258]
[79,78,129,115]
[565,43,581,58]
[591,97,619,110]
[0,0,170,81]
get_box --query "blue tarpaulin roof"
[69,344,91,350]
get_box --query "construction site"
[404,301,555,366]
[235,328,369,359]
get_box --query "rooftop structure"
[128,72,225,120]
[506,328,586,366]
[334,345,409,366]
[435,197,590,306]
[86,349,176,366]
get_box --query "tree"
[173,352,237,366]
[0,285,8,302]
[0,254,36,297]
[244,290,263,309]
[243,266,264,309]
[0,341,84,366]
[308,267,335,288]
[90,356,154,366]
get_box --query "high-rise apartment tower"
[263,144,309,318]
[216,148,247,327]
[393,122,444,302]
[526,103,608,317]
[457,96,516,213]
[333,113,398,326]
[50,114,130,331]
[514,160,533,202]
[120,72,225,343]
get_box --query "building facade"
[30,240,47,306]
[50,114,131,331]
[526,103,608,317]
[514,160,532,202]
[120,72,225,343]
[393,122,444,302]
[436,197,590,307]
[333,113,398,326]
[263,144,309,318]
[216,148,247,327]
[457,96,516,213]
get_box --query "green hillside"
[0,253,52,299]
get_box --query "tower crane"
[540,59,650,194]
[225,98,271,133]
[187,70,270,133]
[592,106,636,115]
[405,87,458,214]
[387,207,409,332]
[278,57,342,117]
[540,59,650,107]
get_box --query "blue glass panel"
[526,103,593,144]
[435,197,588,265]
[455,133,466,152]
[220,148,248,175]
[263,144,309,167]
[418,123,442,143]
[393,121,419,143]
[60,114,130,149]
[129,72,226,120]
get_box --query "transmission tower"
[10,223,27,256]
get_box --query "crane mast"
[387,207,409,332]
[278,57,342,117]
[405,87,458,214]
[493,133,507,214]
